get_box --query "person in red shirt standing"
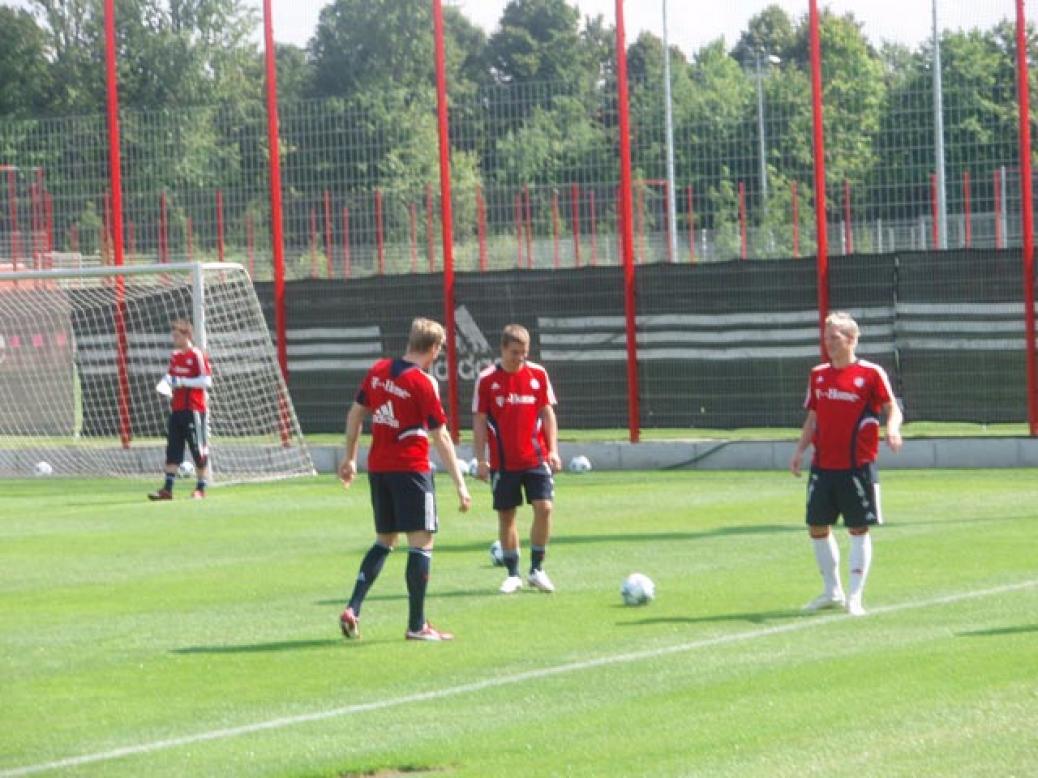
[149,319,212,501]
[338,318,471,642]
[790,311,902,616]
[472,324,561,594]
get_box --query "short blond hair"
[825,311,860,339]
[501,324,530,348]
[407,317,446,353]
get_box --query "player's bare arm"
[884,401,903,453]
[431,424,472,512]
[339,401,368,488]
[472,411,490,481]
[540,404,562,472]
[790,410,816,477]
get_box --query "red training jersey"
[473,360,557,471]
[168,347,211,412]
[356,358,447,473]
[805,359,894,470]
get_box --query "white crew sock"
[812,533,842,597]
[849,532,873,599]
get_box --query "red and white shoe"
[405,623,454,642]
[191,489,206,500]
[339,607,360,639]
[147,489,173,501]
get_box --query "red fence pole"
[663,179,674,263]
[409,201,418,274]
[1015,0,1038,436]
[570,183,582,267]
[589,189,598,266]
[615,0,640,444]
[843,179,853,254]
[216,189,225,263]
[994,168,1004,249]
[263,0,288,381]
[738,181,747,260]
[103,191,112,264]
[425,183,435,272]
[792,180,800,258]
[158,192,169,264]
[929,173,939,249]
[323,189,333,278]
[551,190,561,269]
[686,185,695,264]
[374,189,385,275]
[30,178,41,268]
[5,168,18,270]
[246,213,256,277]
[476,184,488,272]
[523,185,534,269]
[514,192,523,268]
[103,0,131,447]
[44,190,53,258]
[308,208,318,278]
[963,170,972,248]
[810,0,830,356]
[342,206,352,279]
[433,0,460,442]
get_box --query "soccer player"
[790,311,902,617]
[472,324,561,594]
[148,319,212,501]
[338,318,471,642]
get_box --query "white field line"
[2,579,1035,777]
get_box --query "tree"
[731,4,798,66]
[485,0,586,89]
[0,7,52,118]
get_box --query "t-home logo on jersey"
[433,305,495,382]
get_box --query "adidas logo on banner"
[373,401,400,429]
[433,305,495,382]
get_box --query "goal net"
[0,262,315,482]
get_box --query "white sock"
[812,533,842,597]
[849,532,873,599]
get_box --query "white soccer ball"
[568,455,592,473]
[467,457,479,477]
[33,461,53,477]
[489,539,505,567]
[177,460,196,479]
[621,573,655,606]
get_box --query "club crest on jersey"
[854,376,865,388]
[530,378,540,390]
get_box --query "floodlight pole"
[932,0,948,250]
[755,53,768,202]
[662,0,678,262]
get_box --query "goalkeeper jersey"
[168,347,211,412]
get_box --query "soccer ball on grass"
[567,455,592,473]
[621,573,655,606]
[177,460,196,479]
[34,461,54,477]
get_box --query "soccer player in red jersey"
[148,319,212,500]
[472,324,561,594]
[790,311,903,616]
[338,318,471,641]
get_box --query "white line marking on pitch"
[2,579,1034,777]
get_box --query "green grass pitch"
[1,470,1036,777]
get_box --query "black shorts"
[368,471,438,534]
[491,464,555,511]
[806,464,882,529]
[166,410,208,467]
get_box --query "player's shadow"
[617,608,808,627]
[171,638,380,654]
[437,524,799,554]
[312,588,489,606]
[956,624,1038,638]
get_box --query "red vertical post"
[158,192,169,264]
[809,0,830,355]
[30,178,41,269]
[514,192,524,268]
[103,0,131,447]
[246,214,256,277]
[551,190,561,269]
[374,188,385,275]
[686,185,695,264]
[476,184,488,272]
[263,0,288,382]
[44,191,54,257]
[216,189,225,262]
[342,206,352,279]
[1015,0,1038,436]
[615,0,640,444]
[409,201,418,274]
[570,183,582,268]
[308,207,318,278]
[523,185,534,269]
[963,170,972,248]
[738,181,748,260]
[425,183,435,272]
[792,181,800,258]
[929,173,939,249]
[589,189,598,266]
[994,169,1004,249]
[5,168,18,270]
[663,180,674,263]
[322,189,333,278]
[843,179,854,254]
[433,0,460,441]
[103,191,112,264]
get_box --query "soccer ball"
[177,460,196,479]
[467,457,479,477]
[568,455,592,473]
[34,461,53,477]
[489,540,505,567]
[621,573,655,606]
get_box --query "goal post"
[0,262,315,482]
